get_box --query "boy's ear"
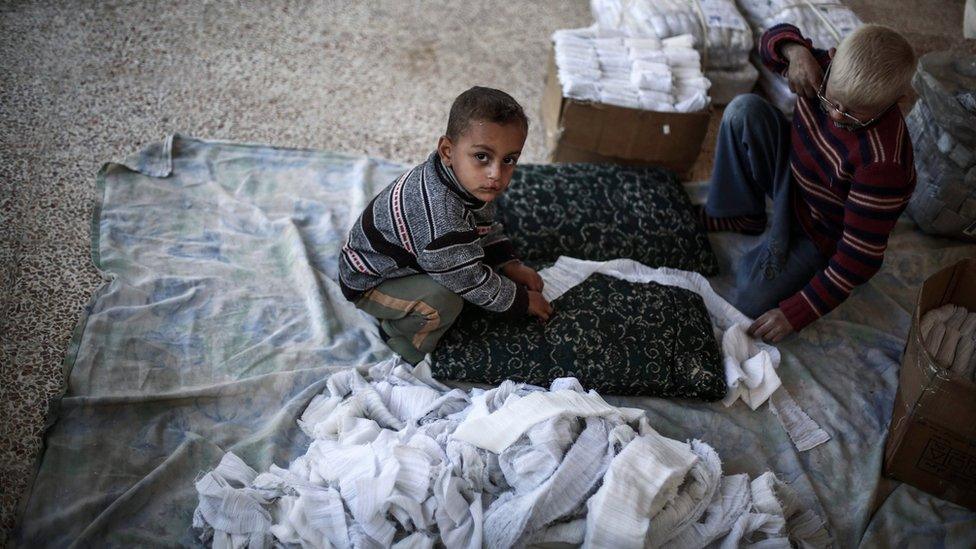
[437,136,454,167]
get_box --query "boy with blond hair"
[339,87,553,364]
[697,23,917,342]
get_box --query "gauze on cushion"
[431,274,725,399]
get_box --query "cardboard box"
[541,52,712,178]
[883,258,976,510]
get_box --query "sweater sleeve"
[779,163,914,330]
[415,217,528,319]
[759,24,830,75]
[481,226,519,269]
[473,203,519,268]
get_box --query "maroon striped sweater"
[760,24,916,330]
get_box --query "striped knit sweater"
[761,24,916,330]
[338,152,528,317]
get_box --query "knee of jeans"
[723,94,768,128]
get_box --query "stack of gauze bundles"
[553,26,711,113]
[920,303,976,381]
[591,0,758,105]
[736,0,862,114]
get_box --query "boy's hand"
[782,42,823,98]
[527,290,554,322]
[503,261,544,292]
[747,308,794,343]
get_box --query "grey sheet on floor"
[12,135,976,547]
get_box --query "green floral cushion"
[497,163,719,276]
[431,274,726,399]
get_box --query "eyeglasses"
[816,65,893,130]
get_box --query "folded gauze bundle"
[553,27,602,102]
[920,303,976,381]
[661,34,710,111]
[591,0,754,70]
[597,44,633,70]
[631,59,671,88]
[553,26,710,112]
[193,359,832,548]
[625,36,663,56]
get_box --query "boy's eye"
[504,156,518,165]
[474,152,489,162]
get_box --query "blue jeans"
[706,94,826,319]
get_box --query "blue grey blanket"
[12,135,976,547]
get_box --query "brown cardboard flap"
[541,53,564,143]
[559,101,710,164]
[541,46,712,176]
[547,144,693,176]
[884,415,976,510]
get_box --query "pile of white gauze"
[554,26,710,112]
[193,358,831,548]
[920,303,976,381]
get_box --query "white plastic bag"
[592,0,754,70]
[736,0,861,49]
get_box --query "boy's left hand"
[502,261,544,292]
[748,308,794,343]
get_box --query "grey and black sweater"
[338,152,528,317]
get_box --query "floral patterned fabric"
[431,274,726,399]
[497,163,719,275]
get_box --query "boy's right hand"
[527,290,554,322]
[782,42,822,98]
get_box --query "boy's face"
[437,120,526,202]
[823,65,901,131]
[824,77,884,129]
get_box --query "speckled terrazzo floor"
[0,0,968,539]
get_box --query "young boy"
[338,86,554,364]
[699,24,917,343]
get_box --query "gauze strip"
[453,389,639,453]
[647,440,724,547]
[663,474,752,548]
[769,388,831,452]
[483,417,614,547]
[583,431,698,548]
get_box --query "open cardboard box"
[541,51,711,179]
[883,257,976,510]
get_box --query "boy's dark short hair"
[446,86,529,141]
